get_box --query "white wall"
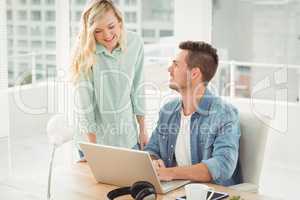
[174,0,212,43]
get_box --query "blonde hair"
[70,0,126,82]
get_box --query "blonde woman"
[71,0,148,159]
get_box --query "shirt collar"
[95,43,122,55]
[195,88,214,116]
[174,88,214,116]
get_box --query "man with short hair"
[144,41,241,186]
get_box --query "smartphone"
[176,191,229,200]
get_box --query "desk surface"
[52,163,277,200]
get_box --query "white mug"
[185,183,215,200]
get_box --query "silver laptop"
[79,142,190,194]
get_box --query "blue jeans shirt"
[144,89,242,186]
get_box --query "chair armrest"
[229,183,259,193]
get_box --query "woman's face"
[93,9,122,52]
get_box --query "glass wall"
[212,0,300,102]
[6,0,56,87]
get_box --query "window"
[45,11,55,21]
[18,10,27,20]
[45,0,55,5]
[18,40,28,48]
[31,11,41,21]
[45,26,55,36]
[31,26,42,36]
[31,40,42,49]
[7,10,12,20]
[36,64,43,70]
[125,12,137,23]
[125,0,137,6]
[76,0,86,5]
[18,51,28,55]
[8,39,14,47]
[129,29,137,32]
[142,29,155,38]
[46,55,55,61]
[7,25,13,35]
[159,30,173,37]
[31,0,40,4]
[17,26,28,35]
[19,0,27,5]
[19,62,28,69]
[75,11,82,21]
[46,41,56,49]
[8,69,14,79]
[8,50,14,56]
[46,64,56,77]
[113,0,119,5]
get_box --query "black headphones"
[107,181,157,200]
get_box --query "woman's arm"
[76,71,98,142]
[136,115,148,149]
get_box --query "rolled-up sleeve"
[130,42,145,116]
[202,109,240,182]
[74,71,98,135]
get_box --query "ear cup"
[130,181,156,199]
[135,187,156,200]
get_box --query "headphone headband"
[107,186,130,200]
[106,181,156,200]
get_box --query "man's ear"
[191,67,202,81]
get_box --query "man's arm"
[144,112,162,159]
[156,163,212,182]
[156,107,240,182]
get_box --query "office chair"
[229,107,271,193]
[46,114,74,200]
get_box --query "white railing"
[6,51,300,102]
[145,56,300,101]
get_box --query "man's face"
[168,50,190,91]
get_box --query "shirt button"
[168,158,171,161]
[162,136,166,139]
[171,145,174,148]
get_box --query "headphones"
[107,181,157,200]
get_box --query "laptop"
[79,142,190,194]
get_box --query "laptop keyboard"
[160,180,189,191]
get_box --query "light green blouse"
[75,31,145,148]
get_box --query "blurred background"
[0,0,300,199]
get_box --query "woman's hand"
[139,128,149,150]
[87,132,97,143]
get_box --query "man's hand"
[152,159,173,181]
[152,159,165,170]
[139,128,149,150]
[157,167,174,181]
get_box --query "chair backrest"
[239,109,270,185]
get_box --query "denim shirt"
[144,89,242,186]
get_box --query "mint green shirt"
[75,31,145,148]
